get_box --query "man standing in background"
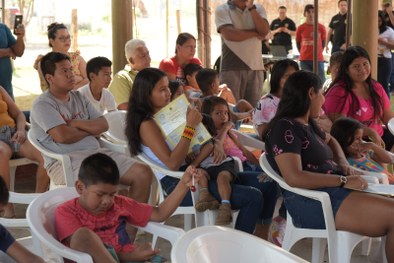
[296,4,326,83]
[325,0,348,54]
[270,6,296,54]
[215,0,269,107]
[0,22,25,100]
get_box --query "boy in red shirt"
[55,153,200,262]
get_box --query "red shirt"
[159,56,202,85]
[296,23,326,61]
[55,195,153,252]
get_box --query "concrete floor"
[9,164,386,263]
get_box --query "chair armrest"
[99,136,129,155]
[137,153,183,179]
[232,129,265,151]
[134,222,185,247]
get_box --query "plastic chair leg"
[311,238,326,263]
[184,214,193,231]
[360,238,372,256]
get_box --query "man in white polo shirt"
[215,0,269,107]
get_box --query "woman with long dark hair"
[265,70,394,262]
[125,68,263,235]
[324,45,394,151]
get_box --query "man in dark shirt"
[325,0,348,54]
[270,6,296,53]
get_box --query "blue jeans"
[300,60,326,84]
[160,176,263,234]
[236,172,278,224]
[378,56,392,99]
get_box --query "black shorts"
[205,159,237,181]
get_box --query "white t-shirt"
[378,27,394,58]
[78,84,117,114]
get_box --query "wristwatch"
[339,176,347,188]
[248,4,257,11]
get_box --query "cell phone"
[13,15,23,34]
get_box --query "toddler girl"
[330,117,394,183]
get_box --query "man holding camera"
[0,21,25,100]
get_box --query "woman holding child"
[264,70,394,262]
[126,68,265,235]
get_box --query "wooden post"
[1,0,4,24]
[313,0,318,76]
[176,9,181,34]
[111,0,132,74]
[345,0,352,49]
[71,9,78,52]
[166,0,169,58]
[352,0,378,79]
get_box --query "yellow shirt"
[0,92,15,128]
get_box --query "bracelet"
[182,126,195,141]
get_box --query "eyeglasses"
[57,35,72,42]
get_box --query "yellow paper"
[153,94,212,153]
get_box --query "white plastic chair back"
[103,110,128,142]
[259,153,387,263]
[27,130,74,188]
[27,187,185,263]
[232,128,265,151]
[171,225,308,263]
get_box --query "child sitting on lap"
[190,114,236,226]
[330,117,394,183]
[55,153,200,262]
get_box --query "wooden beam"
[352,0,378,79]
[111,0,132,74]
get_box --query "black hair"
[331,45,383,120]
[183,63,203,85]
[378,10,388,34]
[201,96,230,123]
[330,117,363,156]
[126,68,167,156]
[201,113,217,136]
[169,80,182,100]
[86,56,112,81]
[40,52,71,86]
[0,176,9,205]
[264,70,322,139]
[175,32,196,53]
[47,22,68,47]
[78,153,119,186]
[304,4,314,15]
[195,68,218,95]
[338,0,347,5]
[278,6,287,10]
[329,50,344,66]
[270,59,299,95]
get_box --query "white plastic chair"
[259,153,387,263]
[0,192,42,262]
[27,130,74,188]
[26,187,185,263]
[9,158,38,192]
[171,225,308,263]
[232,128,265,151]
[387,117,394,135]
